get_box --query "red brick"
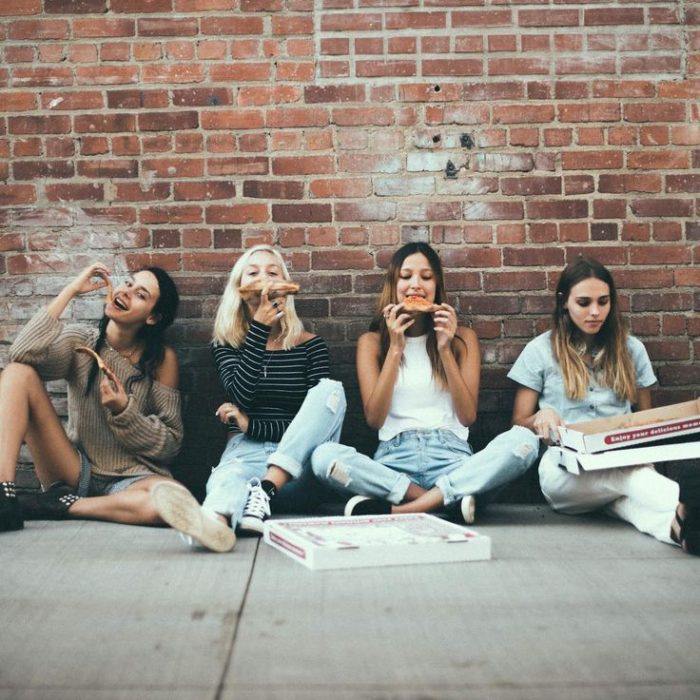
[138,18,197,36]
[140,206,202,224]
[266,107,328,128]
[556,58,616,75]
[321,13,382,31]
[562,150,623,170]
[9,19,68,39]
[114,183,171,201]
[310,178,371,198]
[8,115,70,134]
[73,18,135,37]
[312,250,373,270]
[142,64,205,84]
[13,160,74,180]
[112,0,171,10]
[624,103,686,123]
[501,176,561,196]
[527,200,588,219]
[630,245,692,265]
[272,204,332,223]
[631,199,694,217]
[622,56,681,74]
[489,58,548,75]
[106,89,167,109]
[208,157,268,175]
[272,156,334,176]
[209,63,270,82]
[275,62,315,82]
[205,204,268,224]
[0,0,40,14]
[304,84,365,104]
[659,80,700,98]
[75,113,136,133]
[592,199,625,219]
[564,175,594,195]
[493,104,554,124]
[667,175,700,193]
[12,66,73,88]
[585,8,643,25]
[45,183,103,201]
[558,103,620,122]
[174,181,235,201]
[357,61,416,78]
[0,184,36,205]
[76,66,138,85]
[139,111,198,131]
[628,150,688,169]
[598,174,661,194]
[78,159,138,178]
[201,15,264,35]
[518,9,579,27]
[243,180,304,199]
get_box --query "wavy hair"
[551,256,636,402]
[86,267,179,394]
[212,245,304,349]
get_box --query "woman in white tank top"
[311,242,539,522]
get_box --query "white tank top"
[378,334,471,443]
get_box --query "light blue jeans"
[311,425,539,506]
[203,379,346,527]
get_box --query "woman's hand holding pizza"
[382,304,414,352]
[433,303,458,350]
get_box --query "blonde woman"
[510,256,699,553]
[153,245,346,552]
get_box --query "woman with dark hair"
[311,242,539,520]
[509,256,699,553]
[0,262,183,532]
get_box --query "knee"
[311,442,337,478]
[0,362,41,388]
[311,378,346,409]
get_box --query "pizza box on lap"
[557,398,700,454]
[263,513,491,570]
[553,439,700,475]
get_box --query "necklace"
[106,340,140,362]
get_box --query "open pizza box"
[553,440,700,475]
[557,398,700,454]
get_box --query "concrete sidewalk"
[1,505,699,700]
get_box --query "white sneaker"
[152,481,236,553]
[238,478,271,535]
[460,494,476,525]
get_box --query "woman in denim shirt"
[509,256,699,554]
[312,242,539,521]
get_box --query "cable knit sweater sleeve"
[106,382,183,461]
[9,309,89,380]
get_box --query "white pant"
[539,448,679,544]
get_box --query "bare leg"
[0,363,81,486]
[264,464,292,490]
[393,486,444,514]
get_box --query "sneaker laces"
[243,479,271,520]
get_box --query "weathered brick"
[526,200,588,219]
[630,198,694,217]
[13,160,74,180]
[271,204,332,223]
[311,249,374,270]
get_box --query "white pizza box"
[553,440,700,474]
[263,513,491,571]
[557,399,700,454]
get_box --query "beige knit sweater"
[10,309,183,478]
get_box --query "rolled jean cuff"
[435,474,457,506]
[267,451,302,479]
[388,472,412,505]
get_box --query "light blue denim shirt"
[508,331,657,424]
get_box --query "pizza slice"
[401,296,440,313]
[238,280,300,300]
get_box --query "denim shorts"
[75,446,149,497]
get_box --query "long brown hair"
[370,242,461,386]
[551,256,637,401]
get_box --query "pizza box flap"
[554,439,700,474]
[558,398,700,454]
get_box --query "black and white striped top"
[211,320,330,442]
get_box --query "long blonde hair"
[551,256,637,402]
[212,245,304,349]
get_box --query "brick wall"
[1,1,698,499]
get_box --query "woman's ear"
[146,312,162,327]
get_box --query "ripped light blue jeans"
[203,379,346,527]
[311,425,539,506]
